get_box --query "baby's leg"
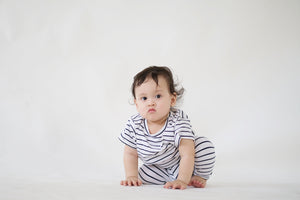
[138,164,171,185]
[191,136,215,188]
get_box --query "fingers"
[137,179,142,186]
[120,178,142,186]
[164,181,187,190]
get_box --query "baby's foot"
[188,176,207,188]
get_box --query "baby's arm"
[164,139,195,190]
[120,145,142,186]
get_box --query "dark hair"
[131,66,184,100]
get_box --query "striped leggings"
[138,136,215,185]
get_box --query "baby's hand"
[120,176,142,186]
[163,179,188,190]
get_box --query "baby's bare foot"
[188,176,207,188]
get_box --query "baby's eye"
[141,97,147,101]
[155,94,161,99]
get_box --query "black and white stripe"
[193,136,215,179]
[119,109,215,184]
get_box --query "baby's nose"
[148,98,156,105]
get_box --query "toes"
[191,180,205,188]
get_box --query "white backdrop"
[0,0,299,184]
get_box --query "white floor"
[1,179,299,200]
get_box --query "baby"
[119,66,215,189]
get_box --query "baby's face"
[134,75,176,124]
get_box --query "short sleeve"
[118,118,137,149]
[174,117,195,147]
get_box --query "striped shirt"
[119,109,195,168]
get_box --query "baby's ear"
[171,93,177,106]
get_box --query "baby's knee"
[195,136,215,151]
